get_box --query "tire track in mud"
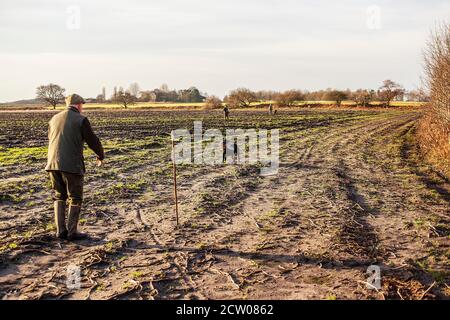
[128,114,402,297]
[318,115,420,260]
[269,115,409,260]
[294,112,448,299]
[324,115,418,256]
[159,111,443,299]
[133,111,436,299]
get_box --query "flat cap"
[65,94,86,106]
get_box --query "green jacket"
[45,107,104,175]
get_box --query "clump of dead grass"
[416,112,450,178]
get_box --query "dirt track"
[0,108,448,300]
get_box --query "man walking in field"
[45,94,104,241]
[223,105,230,120]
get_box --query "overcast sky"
[0,0,449,102]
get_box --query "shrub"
[224,88,257,108]
[416,112,450,178]
[275,90,304,107]
[204,96,222,109]
[417,22,450,178]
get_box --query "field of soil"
[0,107,448,300]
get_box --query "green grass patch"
[0,146,47,166]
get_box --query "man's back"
[45,107,87,174]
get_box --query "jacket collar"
[68,106,80,113]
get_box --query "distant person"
[223,105,230,120]
[45,94,105,241]
[268,104,273,115]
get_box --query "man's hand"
[96,159,103,167]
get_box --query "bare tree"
[224,88,257,108]
[139,90,157,102]
[204,96,222,109]
[424,22,450,124]
[254,90,278,101]
[406,88,430,102]
[36,84,65,109]
[275,90,304,107]
[160,83,169,92]
[113,89,136,108]
[325,90,348,107]
[378,80,405,107]
[351,89,375,107]
[96,94,105,102]
[129,82,140,97]
[112,86,118,100]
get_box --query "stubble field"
[0,107,448,300]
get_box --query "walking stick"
[171,135,179,226]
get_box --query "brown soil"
[0,108,448,300]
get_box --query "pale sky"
[0,0,449,102]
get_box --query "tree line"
[213,80,428,109]
[36,79,429,109]
[35,83,206,109]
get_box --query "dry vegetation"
[417,23,450,179]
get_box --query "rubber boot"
[67,205,88,241]
[54,200,68,239]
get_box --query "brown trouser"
[48,171,84,206]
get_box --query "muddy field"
[0,107,448,300]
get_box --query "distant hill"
[0,98,46,110]
[0,98,41,105]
